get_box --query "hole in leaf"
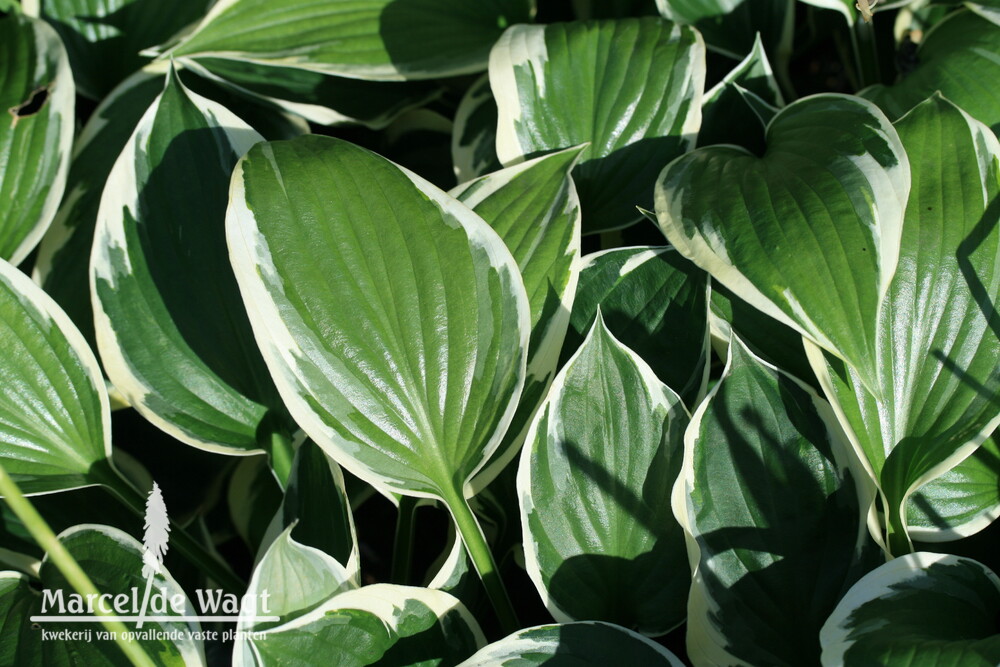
[8,85,50,128]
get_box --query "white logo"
[30,482,277,631]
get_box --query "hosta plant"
[0,0,998,665]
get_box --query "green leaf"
[519,315,689,635]
[458,621,685,666]
[562,247,709,407]
[675,337,874,666]
[30,0,213,99]
[227,134,530,504]
[164,0,535,81]
[227,456,283,554]
[861,11,1000,135]
[238,552,483,667]
[0,12,74,266]
[490,17,705,233]
[34,66,304,350]
[820,553,1000,666]
[0,525,206,666]
[655,0,793,59]
[805,95,1000,553]
[178,57,442,128]
[655,94,909,389]
[452,75,501,184]
[274,439,359,577]
[907,431,1000,540]
[450,146,583,489]
[91,68,289,455]
[0,258,110,494]
[796,0,856,23]
[698,34,784,153]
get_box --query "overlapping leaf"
[227,134,530,504]
[91,69,290,456]
[452,75,501,184]
[674,338,874,666]
[162,0,535,81]
[28,0,212,98]
[491,17,705,233]
[0,525,205,666]
[655,93,909,390]
[562,246,709,407]
[805,95,1000,552]
[861,11,1000,134]
[519,316,689,635]
[458,622,685,666]
[450,146,583,489]
[655,0,793,59]
[820,553,1000,666]
[0,12,73,266]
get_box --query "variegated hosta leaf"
[227,134,530,504]
[655,94,909,390]
[177,57,442,128]
[228,456,283,554]
[260,439,359,580]
[162,0,535,81]
[674,337,874,666]
[563,247,709,408]
[698,33,783,153]
[237,548,483,667]
[92,69,290,456]
[28,0,212,99]
[655,0,793,59]
[0,13,73,266]
[490,17,705,233]
[0,258,111,494]
[458,621,685,666]
[0,525,206,666]
[907,431,1000,540]
[805,95,1000,553]
[796,0,856,23]
[449,146,583,490]
[452,75,501,184]
[519,316,689,635]
[35,67,304,349]
[861,11,1000,134]
[820,553,1000,666]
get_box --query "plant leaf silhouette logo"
[137,482,170,628]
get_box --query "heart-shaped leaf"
[491,17,705,233]
[92,68,291,457]
[458,621,685,666]
[805,95,1000,553]
[163,0,535,81]
[655,93,909,389]
[820,553,1000,666]
[0,12,74,266]
[451,146,583,489]
[519,315,689,635]
[0,258,110,494]
[674,337,875,666]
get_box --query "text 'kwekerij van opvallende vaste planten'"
[0,0,998,664]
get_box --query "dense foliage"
[0,0,998,665]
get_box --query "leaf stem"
[94,462,245,595]
[0,463,156,667]
[391,495,418,585]
[851,16,880,90]
[442,489,519,635]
